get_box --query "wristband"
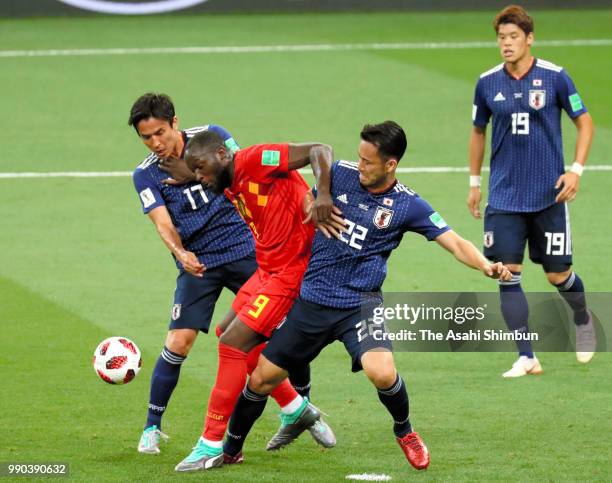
[569,162,584,177]
[469,175,482,187]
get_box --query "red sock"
[270,378,299,408]
[246,343,298,408]
[202,342,248,441]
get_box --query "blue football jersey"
[132,124,254,270]
[300,161,451,309]
[472,58,588,212]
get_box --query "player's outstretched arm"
[435,230,511,280]
[555,112,594,203]
[467,126,486,219]
[287,143,341,231]
[147,206,205,277]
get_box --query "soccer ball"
[93,336,142,384]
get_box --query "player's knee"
[165,329,197,356]
[362,355,397,389]
[248,369,268,393]
[545,269,572,285]
[365,367,397,389]
[249,357,285,394]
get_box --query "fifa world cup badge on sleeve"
[140,188,156,208]
[569,93,584,113]
[261,150,280,166]
[429,212,447,229]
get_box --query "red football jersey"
[225,144,314,273]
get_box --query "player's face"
[497,23,533,64]
[188,149,232,194]
[137,117,180,159]
[357,140,394,190]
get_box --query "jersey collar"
[366,178,398,196]
[503,56,536,81]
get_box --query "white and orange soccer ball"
[92,337,142,384]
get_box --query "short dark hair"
[494,5,534,35]
[184,130,226,164]
[360,121,407,162]
[128,93,175,133]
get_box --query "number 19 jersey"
[472,58,588,212]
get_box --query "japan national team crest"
[373,206,394,229]
[171,304,182,321]
[529,89,546,110]
[484,231,494,248]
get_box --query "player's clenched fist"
[176,249,205,277]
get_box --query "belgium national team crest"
[529,89,546,110]
[373,206,393,229]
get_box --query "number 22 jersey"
[300,160,450,309]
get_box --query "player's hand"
[467,187,482,219]
[159,157,196,186]
[482,262,511,281]
[304,191,334,225]
[555,172,580,203]
[176,250,205,277]
[302,191,346,238]
[316,206,347,239]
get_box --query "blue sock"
[554,272,589,325]
[289,364,311,399]
[499,272,533,358]
[145,346,186,430]
[223,385,268,457]
[377,374,412,438]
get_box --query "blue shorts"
[483,203,573,272]
[262,297,392,373]
[169,253,257,332]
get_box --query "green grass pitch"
[1,9,611,481]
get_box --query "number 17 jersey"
[132,125,254,270]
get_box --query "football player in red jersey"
[172,130,344,471]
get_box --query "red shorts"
[232,260,308,338]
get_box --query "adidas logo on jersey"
[337,193,348,204]
[494,92,506,102]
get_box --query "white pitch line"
[346,474,392,481]
[1,39,611,58]
[1,165,612,179]
[0,171,132,179]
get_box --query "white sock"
[200,436,223,448]
[280,395,304,415]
